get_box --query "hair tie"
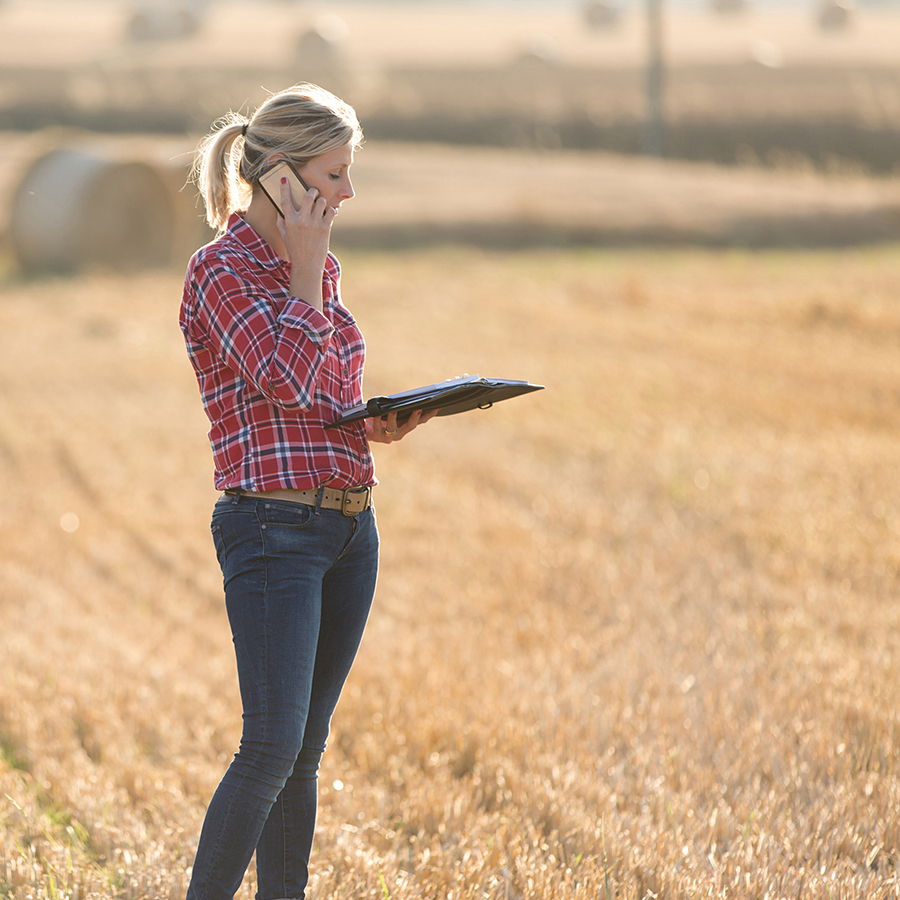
[241,123,248,137]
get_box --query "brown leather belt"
[223,486,373,516]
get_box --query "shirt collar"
[225,212,285,271]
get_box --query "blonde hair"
[192,83,363,232]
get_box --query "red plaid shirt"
[180,213,374,491]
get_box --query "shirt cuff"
[278,299,335,347]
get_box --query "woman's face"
[297,143,355,213]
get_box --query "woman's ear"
[257,153,287,178]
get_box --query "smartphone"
[258,160,310,217]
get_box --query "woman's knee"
[237,725,307,783]
[293,743,325,781]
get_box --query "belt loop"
[230,488,243,506]
[314,486,324,516]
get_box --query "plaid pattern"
[180,213,374,491]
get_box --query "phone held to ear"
[258,161,309,217]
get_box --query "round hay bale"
[11,148,176,273]
[817,0,855,31]
[750,38,784,69]
[711,0,747,14]
[126,4,203,42]
[294,15,349,69]
[513,34,563,68]
[583,1,621,29]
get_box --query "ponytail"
[191,115,250,232]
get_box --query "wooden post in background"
[642,0,665,157]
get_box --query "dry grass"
[1,242,900,899]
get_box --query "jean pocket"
[210,521,227,566]
[261,500,315,530]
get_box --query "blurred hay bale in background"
[12,147,175,273]
[582,1,622,31]
[712,0,748,15]
[6,135,211,274]
[293,14,349,69]
[817,0,856,32]
[511,34,564,69]
[126,1,208,43]
[291,14,351,97]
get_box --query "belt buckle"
[342,486,371,517]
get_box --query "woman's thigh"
[304,507,379,749]
[210,496,379,751]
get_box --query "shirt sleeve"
[187,253,335,413]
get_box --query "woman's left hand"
[367,409,439,444]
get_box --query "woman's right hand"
[277,176,334,312]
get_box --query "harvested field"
[1,241,899,898]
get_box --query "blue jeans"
[186,493,379,900]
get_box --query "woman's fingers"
[278,176,330,223]
[387,409,438,441]
[369,409,439,444]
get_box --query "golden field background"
[2,1,900,898]
[1,240,900,898]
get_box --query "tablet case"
[326,375,544,428]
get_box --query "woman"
[179,83,434,900]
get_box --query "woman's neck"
[243,190,288,260]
